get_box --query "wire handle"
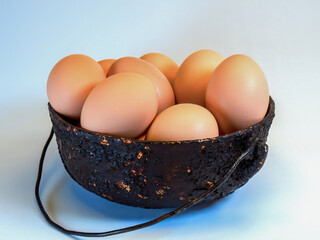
[35,127,259,237]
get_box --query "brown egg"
[140,53,179,86]
[135,127,149,140]
[98,59,116,76]
[146,103,219,141]
[81,73,158,138]
[174,49,224,106]
[206,54,270,134]
[47,54,105,118]
[108,57,175,114]
[136,133,146,141]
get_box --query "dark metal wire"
[35,127,258,237]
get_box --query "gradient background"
[1,0,319,239]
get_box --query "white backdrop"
[1,0,319,239]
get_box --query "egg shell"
[108,57,175,114]
[98,59,116,76]
[174,49,224,106]
[206,54,269,134]
[136,133,146,140]
[141,53,179,86]
[146,103,219,141]
[47,54,105,118]
[80,73,158,138]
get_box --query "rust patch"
[116,181,131,192]
[137,168,144,176]
[123,139,132,144]
[179,196,185,201]
[138,194,148,199]
[102,194,113,200]
[144,146,150,150]
[100,137,109,146]
[187,167,191,174]
[156,189,165,195]
[137,152,143,159]
[130,169,136,176]
[124,161,132,166]
[201,145,206,150]
[206,181,214,187]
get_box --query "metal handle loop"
[35,127,258,237]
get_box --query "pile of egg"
[47,50,269,141]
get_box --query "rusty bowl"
[49,97,275,208]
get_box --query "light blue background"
[1,0,320,239]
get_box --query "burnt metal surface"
[49,97,275,208]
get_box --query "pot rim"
[49,96,275,145]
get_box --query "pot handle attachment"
[35,127,259,238]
